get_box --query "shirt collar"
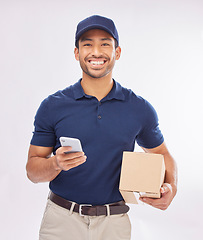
[72,79,86,100]
[72,79,125,101]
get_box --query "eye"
[83,43,92,47]
[102,43,110,46]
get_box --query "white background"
[1,0,203,239]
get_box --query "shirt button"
[98,115,102,119]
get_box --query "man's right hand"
[26,145,87,183]
[54,146,87,171]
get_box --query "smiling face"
[74,29,121,80]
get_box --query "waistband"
[49,191,130,217]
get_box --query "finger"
[56,152,85,168]
[56,146,72,154]
[160,183,172,194]
[66,161,86,170]
[160,187,167,194]
[139,197,168,210]
[63,151,85,160]
[62,156,87,171]
[140,197,161,205]
[65,155,87,165]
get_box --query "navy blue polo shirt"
[31,79,164,205]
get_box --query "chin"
[87,70,112,79]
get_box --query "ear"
[74,47,79,61]
[115,46,121,60]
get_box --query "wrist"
[171,183,177,197]
[52,156,61,171]
[165,182,177,197]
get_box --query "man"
[26,15,177,240]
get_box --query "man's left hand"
[139,183,174,210]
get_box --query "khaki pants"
[39,199,131,240]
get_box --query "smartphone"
[59,137,83,153]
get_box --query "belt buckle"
[79,204,92,216]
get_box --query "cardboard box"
[119,152,165,204]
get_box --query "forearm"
[26,144,86,183]
[26,155,61,183]
[163,152,178,197]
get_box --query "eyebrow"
[101,38,113,41]
[80,38,93,42]
[80,37,113,42]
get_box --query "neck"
[81,73,114,101]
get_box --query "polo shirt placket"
[97,101,102,120]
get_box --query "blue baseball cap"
[75,15,119,46]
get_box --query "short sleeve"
[30,98,56,147]
[136,100,164,148]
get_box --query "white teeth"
[90,61,104,65]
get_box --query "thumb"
[160,183,172,194]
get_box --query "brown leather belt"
[49,192,129,216]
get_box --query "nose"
[91,45,102,57]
